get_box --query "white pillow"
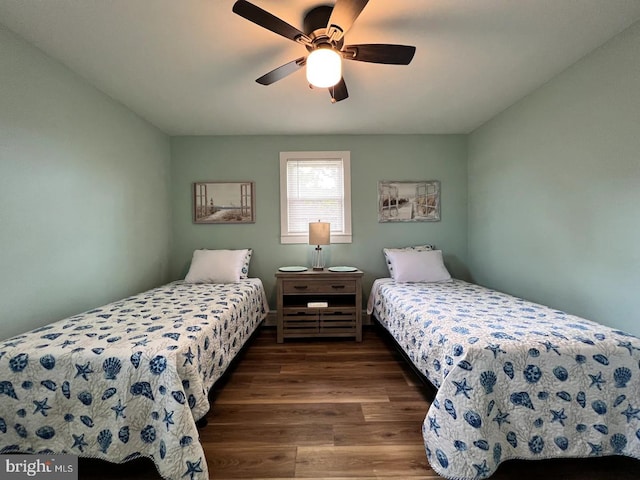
[385,249,451,283]
[184,249,248,284]
[383,244,434,278]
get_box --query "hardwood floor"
[79,326,640,479]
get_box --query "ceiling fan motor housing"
[303,6,332,35]
[303,5,344,51]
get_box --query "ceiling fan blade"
[329,77,349,103]
[343,44,416,65]
[256,57,306,85]
[327,0,370,41]
[233,0,311,45]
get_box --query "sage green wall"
[0,24,172,340]
[467,22,640,335]
[170,135,468,307]
[8,14,635,343]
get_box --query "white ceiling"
[1,1,639,136]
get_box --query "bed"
[368,274,640,479]
[0,262,268,480]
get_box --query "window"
[280,151,352,244]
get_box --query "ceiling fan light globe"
[306,48,341,88]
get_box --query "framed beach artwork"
[193,181,255,224]
[378,180,440,222]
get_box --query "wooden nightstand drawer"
[282,279,356,294]
[282,307,357,337]
[320,309,357,335]
[283,314,319,336]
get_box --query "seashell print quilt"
[0,279,268,480]
[368,278,640,479]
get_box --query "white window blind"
[280,151,352,244]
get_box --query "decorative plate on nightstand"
[278,266,308,272]
[328,266,358,272]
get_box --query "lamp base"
[311,246,325,270]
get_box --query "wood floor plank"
[215,385,389,404]
[229,360,283,375]
[295,445,432,477]
[201,423,334,446]
[361,402,429,423]
[241,351,310,362]
[207,446,296,479]
[333,421,424,446]
[280,361,407,376]
[247,372,412,388]
[303,351,401,362]
[208,402,365,425]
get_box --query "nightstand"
[275,269,363,343]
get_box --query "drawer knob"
[293,285,308,290]
[331,285,346,289]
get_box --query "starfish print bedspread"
[0,280,268,480]
[369,278,640,479]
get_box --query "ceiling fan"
[232,0,416,103]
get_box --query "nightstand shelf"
[275,269,363,343]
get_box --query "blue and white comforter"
[0,279,268,480]
[369,278,640,479]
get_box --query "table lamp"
[309,221,330,270]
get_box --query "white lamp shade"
[306,48,341,88]
[309,222,331,245]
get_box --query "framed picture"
[378,180,440,222]
[193,181,255,224]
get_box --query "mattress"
[0,279,268,480]
[368,278,640,479]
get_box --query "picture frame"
[378,180,440,222]
[193,181,255,224]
